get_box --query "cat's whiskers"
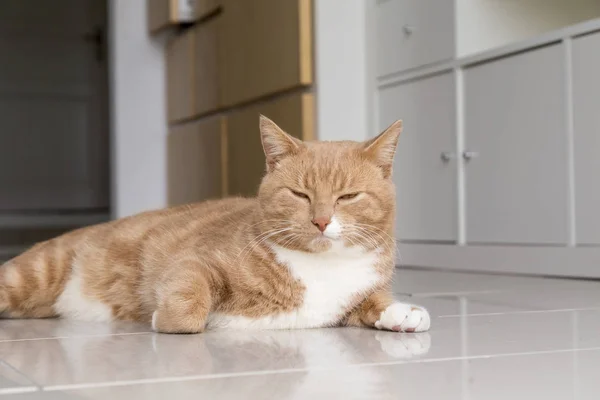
[353,223,397,244]
[344,233,362,250]
[345,225,395,255]
[344,225,378,248]
[278,232,302,250]
[353,231,380,251]
[237,227,294,266]
[237,227,290,259]
[351,223,398,253]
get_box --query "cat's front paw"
[374,302,430,332]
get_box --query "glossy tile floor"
[1,269,600,399]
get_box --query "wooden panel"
[464,44,568,245]
[573,31,600,245]
[219,0,313,107]
[148,0,220,34]
[166,28,195,123]
[379,73,457,242]
[168,18,220,122]
[194,0,221,21]
[227,92,314,197]
[167,116,226,206]
[147,0,171,34]
[193,17,220,116]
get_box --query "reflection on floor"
[1,268,599,399]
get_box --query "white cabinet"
[379,73,457,242]
[374,0,600,77]
[376,0,455,77]
[573,31,600,245]
[373,5,600,276]
[463,44,568,244]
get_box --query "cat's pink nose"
[312,217,330,233]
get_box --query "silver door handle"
[463,150,479,161]
[440,151,456,162]
[402,25,415,36]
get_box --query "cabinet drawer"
[464,44,568,245]
[147,0,220,34]
[219,0,313,107]
[376,0,455,77]
[168,116,226,205]
[226,92,314,196]
[167,18,221,123]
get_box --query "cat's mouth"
[322,232,341,240]
[313,228,342,241]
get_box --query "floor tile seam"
[0,359,43,390]
[395,289,506,298]
[0,386,39,396]
[39,346,600,392]
[0,331,154,343]
[438,306,600,318]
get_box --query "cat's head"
[257,115,402,253]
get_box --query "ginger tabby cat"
[0,116,430,334]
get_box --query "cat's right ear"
[362,120,402,178]
[259,115,303,172]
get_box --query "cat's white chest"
[280,245,381,326]
[207,244,382,330]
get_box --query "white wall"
[314,0,372,141]
[108,0,168,218]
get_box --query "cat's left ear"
[362,120,403,178]
[259,115,303,172]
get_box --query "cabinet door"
[147,0,171,34]
[227,92,314,197]
[193,17,220,117]
[166,28,194,123]
[379,73,457,242]
[168,117,226,206]
[168,19,221,122]
[573,31,600,245]
[464,44,568,244]
[376,0,455,77]
[219,0,312,107]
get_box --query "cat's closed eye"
[290,189,310,201]
[337,193,360,201]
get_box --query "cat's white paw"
[375,302,431,332]
[375,332,431,358]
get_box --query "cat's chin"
[308,236,346,253]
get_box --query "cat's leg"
[345,290,430,333]
[152,265,214,334]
